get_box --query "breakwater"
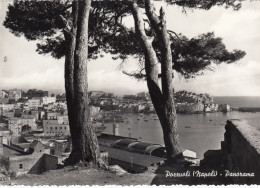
[238,107,260,112]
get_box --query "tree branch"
[131,2,164,110]
[168,30,182,41]
[59,15,71,34]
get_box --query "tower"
[112,124,119,136]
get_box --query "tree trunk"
[72,0,102,165]
[63,1,79,165]
[132,1,182,162]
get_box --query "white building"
[41,97,56,105]
[57,116,69,124]
[0,104,14,112]
[0,127,11,145]
[219,104,231,112]
[8,118,22,135]
[8,89,22,101]
[0,90,8,98]
[28,99,41,109]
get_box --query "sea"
[103,96,260,159]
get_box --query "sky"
[0,1,260,96]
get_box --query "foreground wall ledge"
[227,119,260,155]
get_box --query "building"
[210,103,219,111]
[37,107,45,120]
[57,115,69,124]
[97,133,165,172]
[8,118,22,136]
[14,108,23,118]
[8,89,22,101]
[97,133,198,172]
[41,97,56,105]
[3,111,15,118]
[204,105,212,112]
[88,106,100,117]
[98,133,138,147]
[52,140,71,157]
[0,98,9,104]
[0,140,58,176]
[0,127,11,145]
[28,140,45,153]
[45,111,60,120]
[43,120,70,137]
[21,113,37,120]
[0,90,8,98]
[0,104,15,112]
[29,110,39,120]
[136,92,146,99]
[123,95,136,100]
[28,99,41,109]
[219,104,231,112]
[195,102,204,112]
[88,91,106,98]
[21,117,37,131]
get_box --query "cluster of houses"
[0,89,71,176]
[0,89,110,177]
[89,91,154,114]
[88,90,231,114]
[0,89,230,177]
[175,91,230,113]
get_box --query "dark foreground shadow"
[150,162,234,185]
[151,150,259,185]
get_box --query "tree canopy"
[4,0,245,80]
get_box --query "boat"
[185,126,191,128]
[144,119,148,122]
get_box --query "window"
[55,127,57,130]
[19,164,23,169]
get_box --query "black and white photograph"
[0,0,260,186]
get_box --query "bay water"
[103,97,260,159]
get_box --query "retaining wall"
[223,119,260,184]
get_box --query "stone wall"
[9,153,58,176]
[200,119,260,184]
[44,154,59,171]
[222,120,260,184]
[9,154,44,176]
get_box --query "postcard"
[0,0,259,186]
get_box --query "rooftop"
[29,140,41,149]
[0,127,9,131]
[97,133,138,142]
[130,142,163,151]
[114,139,139,148]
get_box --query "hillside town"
[0,88,231,178]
